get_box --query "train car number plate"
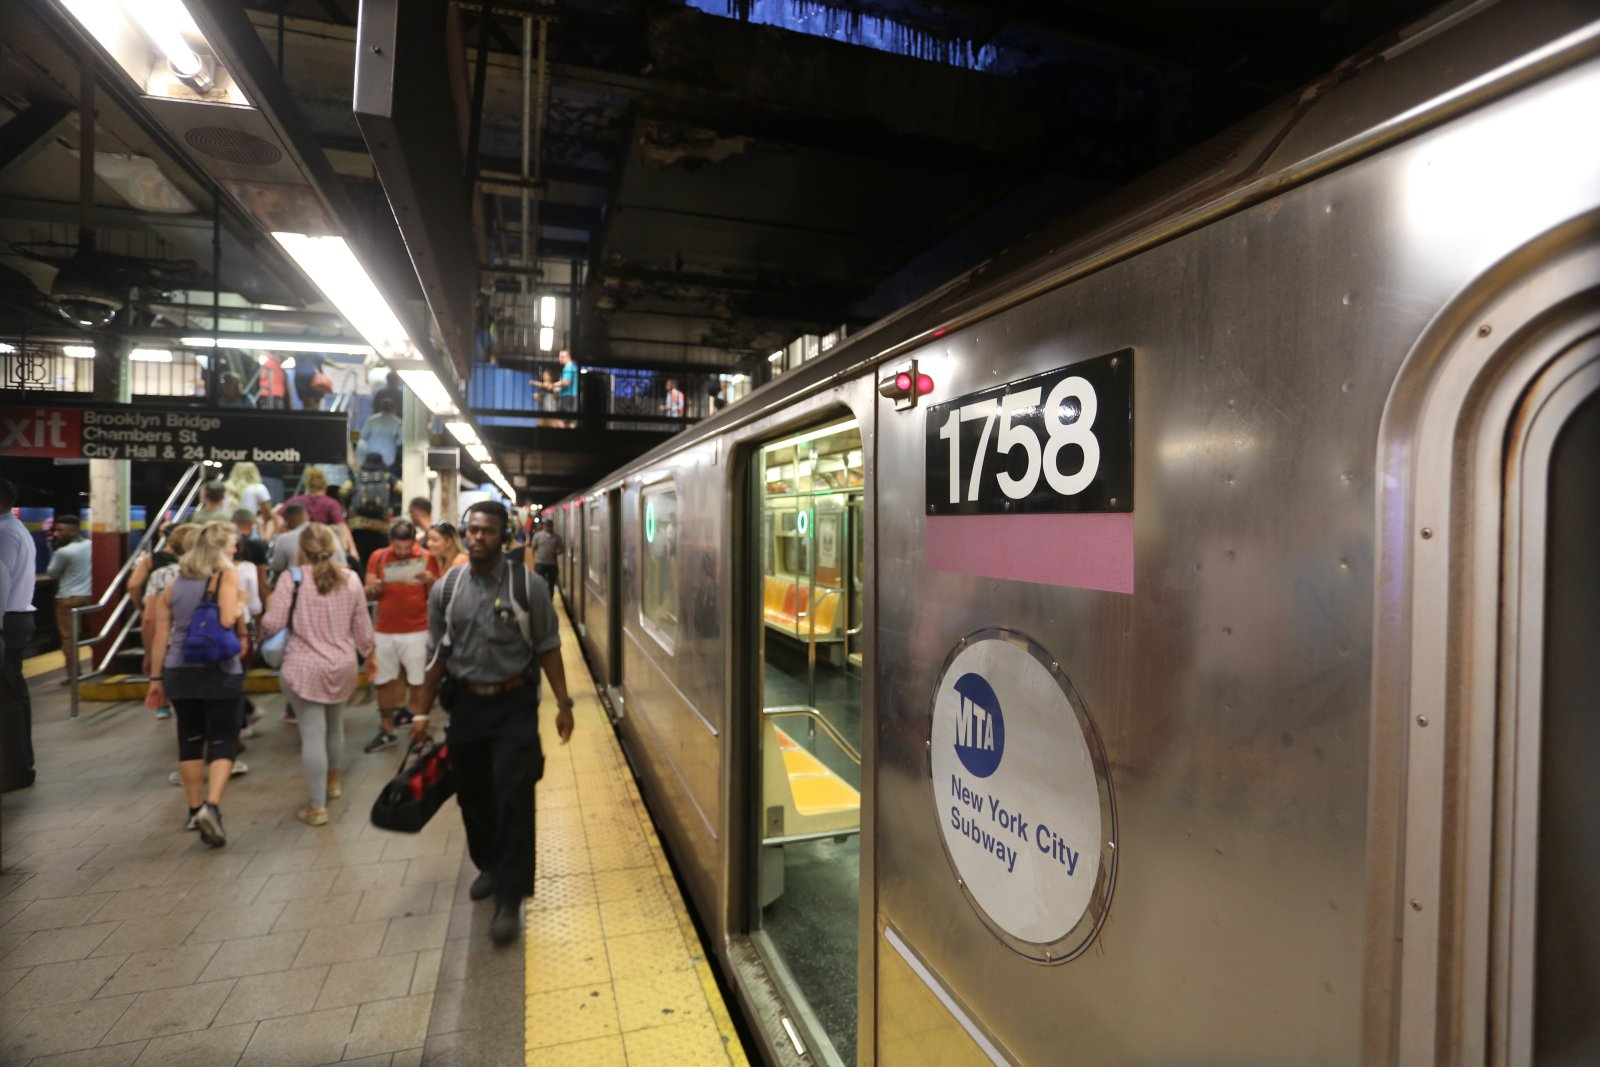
[925,349,1132,515]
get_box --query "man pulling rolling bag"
[405,501,575,945]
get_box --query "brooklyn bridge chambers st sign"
[0,403,351,464]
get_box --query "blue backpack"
[182,573,242,664]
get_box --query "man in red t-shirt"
[362,519,441,752]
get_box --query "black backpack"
[353,470,390,519]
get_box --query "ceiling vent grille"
[184,126,284,167]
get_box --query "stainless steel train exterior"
[547,2,1600,1063]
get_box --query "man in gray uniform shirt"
[409,500,574,945]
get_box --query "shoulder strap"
[286,566,302,629]
[505,561,533,646]
[439,565,468,648]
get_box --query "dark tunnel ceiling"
[247,0,1438,374]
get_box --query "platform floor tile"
[526,609,747,1066]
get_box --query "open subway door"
[751,417,866,1066]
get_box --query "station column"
[401,387,429,523]
[86,337,131,667]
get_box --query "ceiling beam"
[0,101,75,184]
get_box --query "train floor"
[0,601,750,1067]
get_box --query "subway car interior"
[4,0,1599,1065]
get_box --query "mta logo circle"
[952,672,1004,777]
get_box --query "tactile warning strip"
[527,603,749,1066]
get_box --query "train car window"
[640,482,679,649]
[585,495,608,598]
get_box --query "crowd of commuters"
[4,472,580,946]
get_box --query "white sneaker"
[231,761,249,777]
[239,725,256,739]
[169,771,182,786]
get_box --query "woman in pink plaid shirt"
[261,522,375,826]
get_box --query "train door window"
[753,416,864,1067]
[585,495,608,599]
[640,482,679,650]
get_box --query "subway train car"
[550,2,1600,1063]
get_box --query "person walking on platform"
[425,521,466,571]
[224,462,275,538]
[363,519,438,753]
[140,523,201,725]
[279,467,356,561]
[269,503,346,586]
[40,513,91,659]
[1,478,38,792]
[349,453,396,575]
[191,481,233,526]
[356,393,404,470]
[527,520,563,601]
[144,522,247,847]
[262,522,374,827]
[409,501,575,945]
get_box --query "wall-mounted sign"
[925,349,1132,515]
[929,628,1117,962]
[0,403,351,464]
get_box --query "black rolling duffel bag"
[370,739,456,833]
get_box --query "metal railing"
[763,705,862,766]
[762,704,864,845]
[67,463,207,718]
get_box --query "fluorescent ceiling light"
[127,0,203,78]
[64,345,96,359]
[0,342,15,354]
[768,351,782,362]
[396,368,458,416]
[539,295,556,327]
[466,443,492,462]
[481,463,515,499]
[271,233,415,361]
[131,348,175,362]
[444,421,481,446]
[538,327,554,352]
[182,336,374,355]
[61,0,244,103]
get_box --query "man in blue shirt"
[357,393,404,469]
[552,349,578,427]
[0,478,39,790]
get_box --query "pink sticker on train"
[924,512,1134,594]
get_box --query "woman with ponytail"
[145,522,244,846]
[260,521,374,826]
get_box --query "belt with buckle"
[462,675,528,696]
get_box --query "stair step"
[77,670,374,702]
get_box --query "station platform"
[0,601,750,1066]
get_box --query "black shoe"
[468,871,495,902]
[196,803,227,848]
[363,730,397,754]
[490,898,521,945]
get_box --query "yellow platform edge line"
[528,602,749,1066]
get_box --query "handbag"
[181,573,243,664]
[310,371,334,394]
[370,739,455,833]
[259,567,301,669]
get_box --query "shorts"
[373,630,429,686]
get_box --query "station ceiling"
[1,0,1436,496]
